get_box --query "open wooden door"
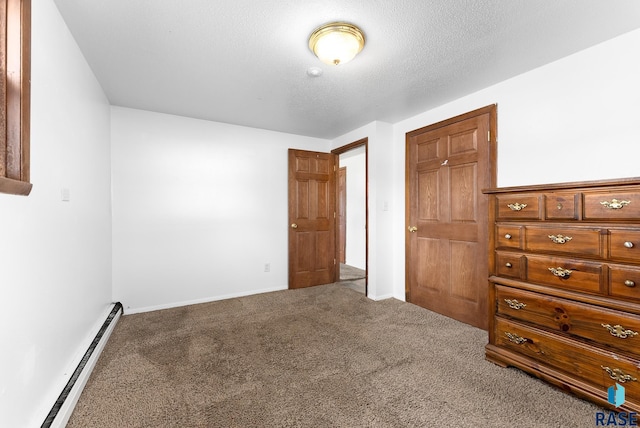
[288,149,337,289]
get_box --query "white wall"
[0,1,113,427]
[339,146,366,270]
[111,107,330,313]
[388,28,640,300]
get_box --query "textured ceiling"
[53,0,640,139]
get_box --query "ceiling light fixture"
[308,22,365,66]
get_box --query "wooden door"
[406,106,496,330]
[288,149,337,289]
[338,167,347,264]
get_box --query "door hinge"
[487,130,490,141]
[334,259,336,265]
[334,211,336,218]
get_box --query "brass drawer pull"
[625,280,636,287]
[505,299,526,310]
[507,203,527,211]
[601,324,639,339]
[600,199,631,210]
[505,262,512,268]
[548,234,572,244]
[504,233,512,239]
[624,241,634,248]
[548,267,573,278]
[505,332,527,345]
[601,366,638,383]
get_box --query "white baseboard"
[124,286,288,315]
[369,293,394,301]
[48,304,122,428]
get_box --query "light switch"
[61,188,70,202]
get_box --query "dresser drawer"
[525,225,603,257]
[609,264,640,301]
[496,285,640,355]
[496,225,523,249]
[495,318,640,402]
[584,191,640,220]
[610,229,640,262]
[545,192,579,220]
[526,254,604,294]
[496,252,524,279]
[496,194,541,220]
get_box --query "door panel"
[289,149,337,289]
[450,164,477,222]
[295,181,310,218]
[296,232,313,271]
[417,238,442,292]
[450,240,478,301]
[406,106,496,330]
[450,127,478,154]
[418,170,440,220]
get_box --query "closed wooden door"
[288,149,337,288]
[338,167,347,264]
[406,106,496,330]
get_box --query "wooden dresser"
[484,178,640,412]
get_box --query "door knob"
[291,223,298,229]
[408,226,418,233]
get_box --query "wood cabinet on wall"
[484,178,640,413]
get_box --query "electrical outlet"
[264,263,270,272]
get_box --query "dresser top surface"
[483,177,640,195]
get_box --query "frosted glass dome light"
[309,22,365,66]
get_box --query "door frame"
[338,166,347,264]
[332,138,369,296]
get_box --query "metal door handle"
[291,223,298,229]
[408,226,418,233]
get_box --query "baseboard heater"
[41,302,123,428]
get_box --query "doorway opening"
[332,138,368,296]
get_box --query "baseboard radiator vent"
[41,302,123,428]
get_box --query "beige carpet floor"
[68,283,606,427]
[339,264,366,281]
[340,264,366,295]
